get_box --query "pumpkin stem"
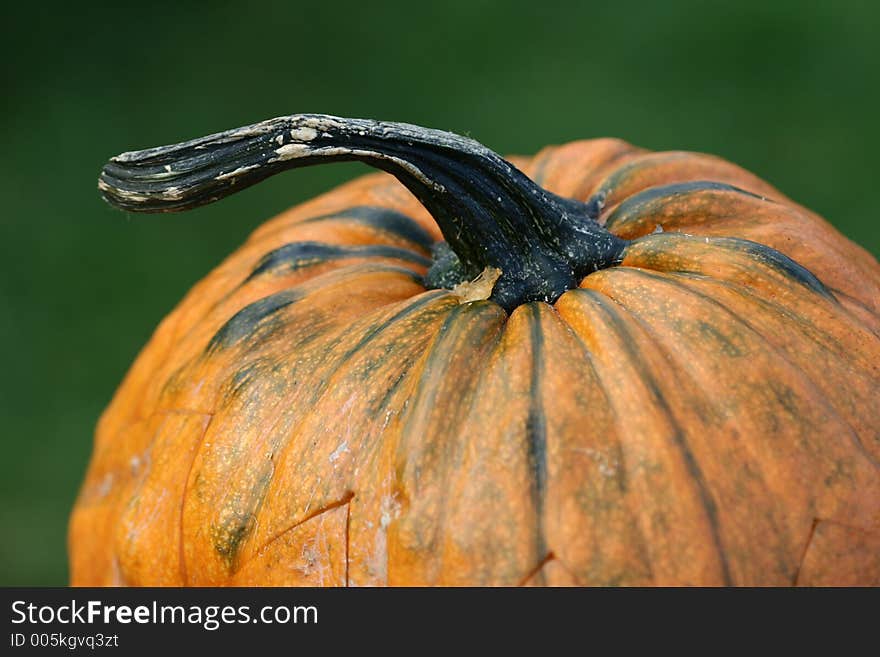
[99,114,625,310]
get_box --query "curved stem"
[99,114,626,310]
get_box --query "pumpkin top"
[98,114,626,310]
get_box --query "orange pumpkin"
[70,115,880,586]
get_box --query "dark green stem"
[98,114,626,310]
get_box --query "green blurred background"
[2,0,878,585]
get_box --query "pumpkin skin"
[70,130,880,586]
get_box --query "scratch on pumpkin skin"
[234,492,355,575]
[345,499,351,587]
[792,518,820,586]
[790,518,880,586]
[178,412,216,586]
[517,552,555,586]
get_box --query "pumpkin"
[70,114,880,586]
